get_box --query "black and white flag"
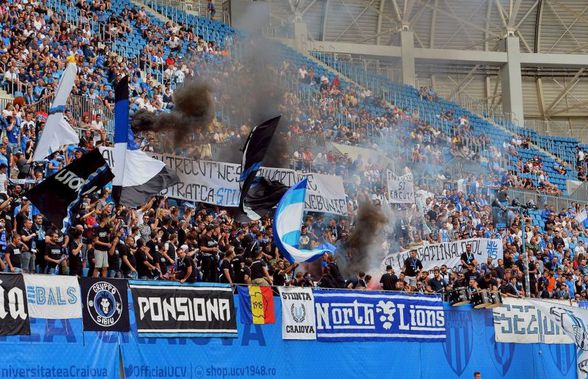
[238,116,288,220]
[0,274,30,336]
[25,149,114,228]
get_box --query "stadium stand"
[0,0,585,306]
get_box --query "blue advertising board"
[0,294,578,379]
[0,318,119,379]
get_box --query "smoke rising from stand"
[343,197,388,276]
[131,80,214,145]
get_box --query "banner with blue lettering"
[118,298,576,379]
[0,318,119,379]
[0,293,579,379]
[313,290,446,341]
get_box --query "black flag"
[25,149,114,226]
[238,116,288,220]
[80,278,130,332]
[0,273,30,336]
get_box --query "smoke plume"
[342,197,388,276]
[131,80,214,145]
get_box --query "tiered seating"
[312,52,579,192]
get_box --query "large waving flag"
[25,149,113,228]
[238,116,288,220]
[33,58,80,161]
[112,77,179,208]
[273,179,334,263]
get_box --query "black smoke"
[131,80,214,146]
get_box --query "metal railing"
[507,188,588,210]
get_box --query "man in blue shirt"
[5,116,20,153]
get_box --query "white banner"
[278,287,316,340]
[101,148,347,215]
[24,275,82,319]
[387,171,414,204]
[493,297,574,344]
[381,238,503,273]
[529,299,588,377]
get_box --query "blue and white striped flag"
[112,76,179,208]
[273,179,334,263]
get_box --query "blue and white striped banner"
[313,290,446,341]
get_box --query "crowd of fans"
[0,0,586,303]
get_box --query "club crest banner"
[129,281,237,337]
[0,273,30,336]
[80,278,130,332]
[493,297,574,344]
[278,287,316,340]
[382,238,503,273]
[24,275,82,319]
[313,290,446,341]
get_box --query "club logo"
[87,281,123,327]
[443,309,473,376]
[291,303,306,323]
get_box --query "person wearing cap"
[175,244,196,283]
[379,265,398,291]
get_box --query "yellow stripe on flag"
[249,286,265,324]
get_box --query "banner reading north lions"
[278,287,316,340]
[0,273,30,336]
[493,297,573,344]
[387,171,415,204]
[314,290,446,341]
[24,274,82,319]
[129,281,237,337]
[382,238,503,273]
[101,148,347,215]
[80,278,130,332]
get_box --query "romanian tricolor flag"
[238,286,275,324]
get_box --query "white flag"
[33,61,80,161]
[278,287,316,340]
[23,274,82,319]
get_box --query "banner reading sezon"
[381,238,503,273]
[493,297,574,344]
[100,148,347,215]
[129,281,238,337]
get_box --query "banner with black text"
[387,171,415,204]
[381,238,503,273]
[101,148,347,214]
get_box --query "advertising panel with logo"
[314,290,446,341]
[80,278,130,332]
[129,281,237,337]
[24,274,82,319]
[278,287,316,340]
[0,273,30,336]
